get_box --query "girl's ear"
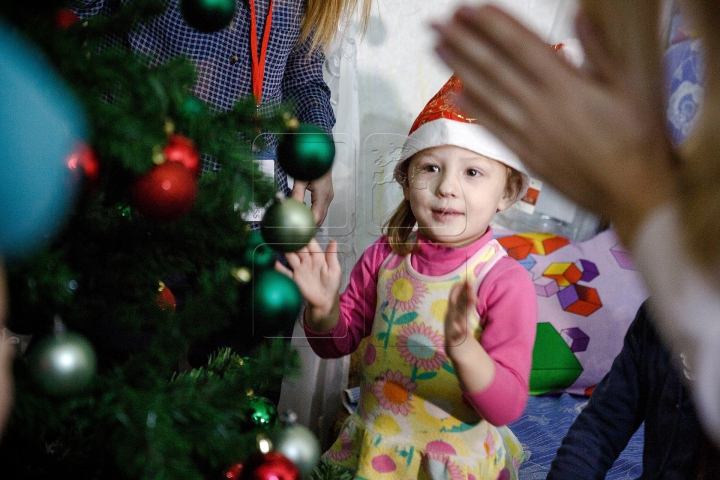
[496,194,514,212]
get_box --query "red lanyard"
[249,0,274,106]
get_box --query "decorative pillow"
[494,229,648,395]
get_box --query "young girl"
[276,76,538,479]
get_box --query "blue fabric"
[74,0,334,179]
[543,302,702,479]
[509,394,644,479]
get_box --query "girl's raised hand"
[275,238,342,318]
[444,280,477,352]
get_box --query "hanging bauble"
[270,424,321,479]
[240,451,299,480]
[53,8,80,29]
[242,230,276,271]
[156,281,176,314]
[181,96,207,120]
[27,331,97,396]
[129,162,197,223]
[0,22,85,262]
[164,134,201,177]
[277,123,335,181]
[224,462,244,480]
[260,197,316,253]
[244,395,278,428]
[251,270,302,338]
[180,0,236,33]
[67,142,100,194]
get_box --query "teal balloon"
[252,270,302,338]
[27,332,97,397]
[277,123,335,181]
[0,20,85,262]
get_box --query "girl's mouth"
[432,208,463,221]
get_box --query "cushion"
[494,229,648,395]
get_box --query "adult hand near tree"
[291,170,334,227]
[432,4,676,246]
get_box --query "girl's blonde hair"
[302,0,373,51]
[383,159,525,255]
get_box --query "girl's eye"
[422,165,439,173]
[467,169,480,177]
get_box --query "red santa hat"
[394,74,529,189]
[395,41,582,190]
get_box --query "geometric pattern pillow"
[495,229,648,395]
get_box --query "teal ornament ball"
[0,18,85,262]
[180,0,236,33]
[242,230,277,271]
[27,332,97,397]
[260,198,316,253]
[245,395,278,428]
[271,424,321,479]
[251,270,302,338]
[277,124,335,181]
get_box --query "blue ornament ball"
[0,20,86,262]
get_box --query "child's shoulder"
[359,236,394,264]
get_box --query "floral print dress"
[324,239,525,480]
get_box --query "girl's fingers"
[274,260,294,278]
[326,240,340,271]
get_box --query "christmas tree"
[0,1,346,478]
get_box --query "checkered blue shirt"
[75,0,335,185]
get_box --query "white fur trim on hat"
[397,118,529,182]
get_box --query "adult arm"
[460,258,537,426]
[283,30,336,226]
[547,307,648,479]
[303,238,392,358]
[633,205,720,446]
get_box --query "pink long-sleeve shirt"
[304,228,538,426]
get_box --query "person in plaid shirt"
[75,0,372,226]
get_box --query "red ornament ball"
[164,134,201,177]
[130,162,197,223]
[240,451,298,480]
[223,462,243,480]
[67,143,100,194]
[54,9,80,29]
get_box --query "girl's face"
[404,145,512,247]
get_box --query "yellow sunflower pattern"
[324,239,524,479]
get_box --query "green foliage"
[0,1,302,478]
[310,460,355,480]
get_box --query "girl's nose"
[436,174,458,197]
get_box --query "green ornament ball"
[27,332,97,396]
[277,123,335,181]
[180,0,236,33]
[245,395,278,428]
[251,270,302,338]
[242,230,277,271]
[271,424,321,478]
[260,198,316,253]
[180,96,207,120]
